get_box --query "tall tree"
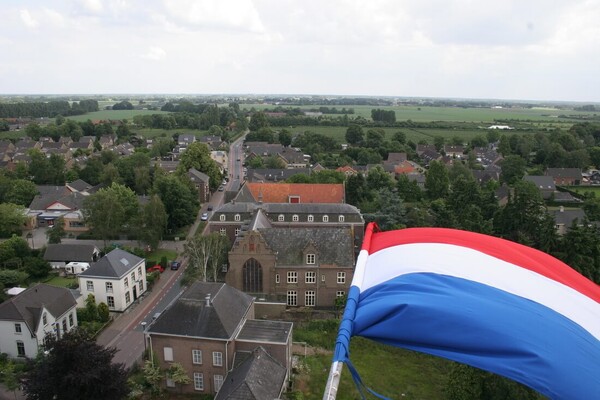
[345,124,364,145]
[425,160,449,200]
[153,174,198,230]
[23,329,129,400]
[0,203,26,238]
[499,155,527,184]
[183,233,225,284]
[177,142,222,191]
[134,195,168,250]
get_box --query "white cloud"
[80,0,104,14]
[20,9,38,28]
[141,46,166,60]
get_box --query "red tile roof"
[247,183,345,203]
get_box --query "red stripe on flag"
[367,227,600,303]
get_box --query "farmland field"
[66,109,170,122]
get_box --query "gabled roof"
[148,282,253,339]
[552,208,586,226]
[240,183,345,204]
[237,319,293,344]
[523,175,556,190]
[79,248,143,279]
[29,190,85,211]
[259,227,355,267]
[385,152,407,163]
[546,168,583,179]
[0,283,76,334]
[43,244,99,263]
[188,168,210,183]
[66,179,92,193]
[213,202,362,218]
[215,347,286,400]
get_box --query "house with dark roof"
[66,179,93,194]
[188,168,210,203]
[552,207,586,235]
[228,224,356,307]
[28,185,87,230]
[78,248,146,312]
[545,168,582,186]
[43,243,100,269]
[215,346,287,400]
[0,283,78,358]
[147,282,292,396]
[523,175,556,199]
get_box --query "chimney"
[559,206,564,213]
[205,294,211,307]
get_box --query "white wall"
[0,320,38,358]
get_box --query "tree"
[345,124,364,145]
[183,233,225,284]
[23,329,129,400]
[3,179,38,206]
[83,183,138,246]
[153,174,198,230]
[499,155,527,184]
[248,111,269,131]
[397,174,422,202]
[425,160,449,200]
[134,195,168,250]
[0,203,26,238]
[278,129,292,147]
[177,142,222,191]
[247,156,264,169]
[24,257,52,279]
[208,234,230,282]
[167,362,191,393]
[46,217,65,244]
[142,359,162,395]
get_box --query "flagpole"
[322,223,378,400]
[323,360,344,400]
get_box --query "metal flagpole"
[323,360,344,400]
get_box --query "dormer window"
[338,215,345,222]
[323,215,329,222]
[292,214,299,222]
[278,214,285,222]
[234,214,241,222]
[306,254,316,264]
[219,214,225,221]
[308,215,314,222]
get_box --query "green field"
[241,103,593,126]
[66,109,170,122]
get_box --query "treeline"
[135,103,247,132]
[0,100,98,118]
[371,108,396,123]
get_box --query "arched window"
[338,215,345,222]
[323,215,329,222]
[219,214,225,221]
[292,214,299,222]
[242,258,263,293]
[308,215,314,222]
[278,214,284,222]
[234,214,241,221]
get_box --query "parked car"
[147,265,164,273]
[201,212,209,221]
[207,205,213,211]
[171,261,181,270]
[218,185,224,192]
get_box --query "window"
[235,228,240,236]
[214,375,224,392]
[192,349,202,364]
[62,319,67,333]
[287,271,298,284]
[124,277,129,288]
[336,291,346,298]
[321,274,326,282]
[16,341,25,357]
[323,215,329,222]
[166,374,175,387]
[131,272,136,283]
[106,282,113,293]
[42,313,48,325]
[287,290,297,306]
[14,323,22,334]
[193,372,204,391]
[337,272,346,284]
[305,290,316,307]
[306,254,315,264]
[278,214,284,222]
[125,291,131,304]
[234,214,241,221]
[219,214,225,221]
[308,214,314,222]
[219,228,226,236]
[275,274,280,284]
[164,347,173,362]
[139,280,144,292]
[292,214,299,222]
[212,351,223,367]
[107,296,115,308]
[138,266,142,276]
[338,215,345,222]
[69,313,74,327]
[305,271,316,283]
[86,281,94,291]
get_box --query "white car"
[201,212,209,221]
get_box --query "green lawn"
[43,274,78,288]
[146,248,178,264]
[66,109,170,122]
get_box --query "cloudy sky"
[1,0,599,102]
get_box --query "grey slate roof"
[66,179,92,193]
[29,189,85,211]
[0,283,76,334]
[214,202,362,216]
[148,282,253,339]
[43,244,99,263]
[237,320,292,344]
[188,168,210,183]
[79,248,143,279]
[546,168,582,179]
[215,346,286,400]
[552,208,586,226]
[259,227,355,267]
[523,175,556,190]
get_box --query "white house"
[0,283,78,358]
[78,248,146,312]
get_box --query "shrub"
[98,303,110,323]
[160,256,168,269]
